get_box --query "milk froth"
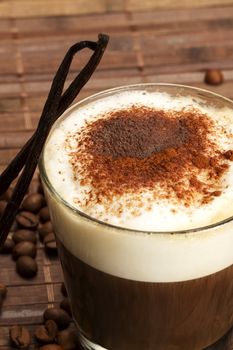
[42,85,233,282]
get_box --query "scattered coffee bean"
[45,241,58,255]
[16,256,38,278]
[11,220,18,232]
[60,298,71,317]
[204,69,224,85]
[39,207,50,223]
[44,307,71,330]
[22,193,45,213]
[16,211,38,230]
[44,233,57,255]
[12,241,37,260]
[45,241,58,256]
[44,233,56,244]
[61,282,67,297]
[34,319,58,344]
[0,283,7,299]
[39,222,53,241]
[0,238,15,254]
[10,325,31,348]
[28,179,43,194]
[0,188,12,201]
[12,230,37,244]
[39,345,64,350]
[0,200,7,217]
[57,326,80,349]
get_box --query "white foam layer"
[44,89,233,231]
[42,87,233,282]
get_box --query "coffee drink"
[40,84,233,349]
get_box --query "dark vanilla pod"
[0,34,109,246]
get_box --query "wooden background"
[1,0,233,349]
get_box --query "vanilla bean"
[0,36,107,197]
[0,33,109,245]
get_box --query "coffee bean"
[61,282,67,297]
[57,326,80,349]
[16,211,38,230]
[0,283,7,299]
[39,207,50,223]
[44,233,55,244]
[44,307,71,330]
[204,69,224,85]
[12,241,37,260]
[0,238,15,254]
[10,325,31,348]
[43,232,57,250]
[28,179,43,194]
[39,222,53,241]
[0,200,7,217]
[39,345,64,350]
[11,220,18,232]
[0,188,13,201]
[45,242,58,255]
[44,233,57,255]
[16,256,38,278]
[22,193,45,213]
[34,319,58,344]
[12,230,37,244]
[60,298,72,317]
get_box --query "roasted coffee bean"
[39,345,64,350]
[204,69,224,85]
[0,187,13,201]
[44,233,56,244]
[0,238,15,254]
[10,325,31,348]
[45,241,58,255]
[12,241,37,260]
[22,193,45,213]
[16,256,38,278]
[34,320,58,344]
[0,283,7,299]
[57,326,80,349]
[0,200,7,216]
[43,307,71,330]
[12,230,37,244]
[39,207,50,223]
[39,222,53,241]
[29,179,43,194]
[44,233,57,255]
[61,282,67,297]
[60,298,72,317]
[16,211,38,230]
[11,220,18,232]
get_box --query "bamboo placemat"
[1,1,233,348]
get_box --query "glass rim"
[39,82,233,235]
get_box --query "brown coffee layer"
[57,238,233,350]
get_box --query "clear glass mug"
[39,84,233,350]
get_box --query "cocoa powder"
[67,106,233,213]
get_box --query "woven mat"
[1,1,233,348]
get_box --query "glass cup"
[39,84,233,350]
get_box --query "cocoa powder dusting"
[66,106,233,216]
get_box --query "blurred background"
[1,0,233,348]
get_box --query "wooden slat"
[0,0,111,19]
[126,0,233,11]
[15,13,129,37]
